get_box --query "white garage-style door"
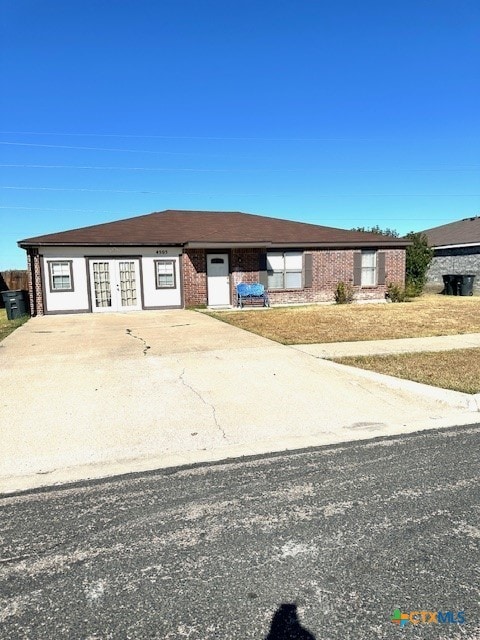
[206,253,230,306]
[89,259,142,312]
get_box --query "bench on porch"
[236,283,270,308]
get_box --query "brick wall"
[183,247,406,306]
[230,248,263,287]
[268,248,405,304]
[27,250,44,315]
[385,247,407,284]
[182,249,207,307]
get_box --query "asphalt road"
[1,424,479,640]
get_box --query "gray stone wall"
[427,245,480,292]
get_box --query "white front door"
[206,253,230,306]
[89,259,142,312]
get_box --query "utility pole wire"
[1,186,479,197]
[0,130,479,142]
[0,141,227,157]
[0,163,479,173]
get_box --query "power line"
[0,130,368,141]
[0,205,142,214]
[0,163,479,173]
[0,163,234,173]
[0,141,225,156]
[0,185,274,196]
[2,186,479,197]
[0,130,478,142]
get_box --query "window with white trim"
[49,261,73,292]
[361,250,377,286]
[267,252,303,289]
[155,259,176,289]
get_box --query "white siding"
[42,254,90,312]
[141,252,182,308]
[41,246,182,313]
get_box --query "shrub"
[386,282,409,303]
[405,280,420,298]
[334,281,354,304]
[405,232,434,296]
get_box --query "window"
[48,261,73,292]
[361,250,377,286]
[155,259,176,289]
[267,252,303,289]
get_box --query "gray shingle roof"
[18,209,409,248]
[422,215,480,247]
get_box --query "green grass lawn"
[0,308,29,342]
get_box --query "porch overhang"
[184,241,411,249]
[184,242,269,249]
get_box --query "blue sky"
[1,0,479,269]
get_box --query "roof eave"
[186,240,411,249]
[18,240,185,248]
[269,241,411,248]
[18,239,411,249]
[185,241,270,249]
[432,241,480,250]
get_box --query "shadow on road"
[265,603,316,639]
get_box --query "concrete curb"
[2,416,478,496]
[292,333,480,359]
[320,358,480,412]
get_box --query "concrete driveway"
[0,310,476,493]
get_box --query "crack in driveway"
[179,367,227,440]
[126,329,151,355]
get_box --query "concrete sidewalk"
[1,311,478,494]
[293,332,480,358]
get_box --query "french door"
[89,259,142,312]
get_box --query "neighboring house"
[423,215,480,292]
[18,209,409,315]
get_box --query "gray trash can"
[459,274,475,296]
[442,274,458,295]
[1,290,28,320]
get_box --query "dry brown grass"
[208,294,480,344]
[335,349,480,394]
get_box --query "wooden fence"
[0,270,29,308]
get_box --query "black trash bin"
[1,290,28,320]
[442,274,458,295]
[459,274,475,296]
